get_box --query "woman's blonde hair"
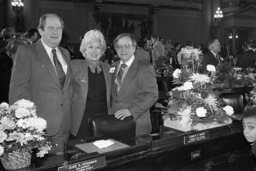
[80,29,106,58]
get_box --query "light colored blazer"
[9,40,72,136]
[70,59,111,136]
[111,56,158,136]
[152,41,165,63]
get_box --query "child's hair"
[242,106,256,120]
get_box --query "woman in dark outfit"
[70,30,111,139]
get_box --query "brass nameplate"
[58,156,106,171]
[184,131,209,145]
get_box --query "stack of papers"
[93,140,115,149]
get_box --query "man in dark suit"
[111,33,158,136]
[9,13,72,154]
[201,38,222,71]
[236,40,256,70]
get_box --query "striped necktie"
[52,49,66,88]
[115,63,127,93]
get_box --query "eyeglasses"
[47,26,63,32]
[115,44,133,50]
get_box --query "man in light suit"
[111,33,158,136]
[9,14,72,154]
[151,34,165,64]
[201,38,222,71]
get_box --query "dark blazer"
[236,50,256,70]
[70,59,111,136]
[111,56,158,136]
[201,51,220,71]
[9,40,72,136]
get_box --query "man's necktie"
[116,63,127,93]
[216,54,221,64]
[52,49,66,88]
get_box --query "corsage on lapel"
[77,73,87,83]
[109,67,116,73]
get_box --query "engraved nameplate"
[191,150,201,160]
[184,131,209,145]
[58,156,106,171]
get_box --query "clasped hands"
[114,109,131,120]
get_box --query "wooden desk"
[1,122,254,171]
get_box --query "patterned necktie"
[52,49,66,88]
[116,63,127,93]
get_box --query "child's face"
[243,117,256,143]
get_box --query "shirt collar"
[210,50,218,57]
[120,55,135,67]
[41,39,59,56]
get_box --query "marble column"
[150,6,159,35]
[201,0,212,42]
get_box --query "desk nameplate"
[184,131,210,145]
[58,156,106,171]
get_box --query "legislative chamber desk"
[1,121,255,171]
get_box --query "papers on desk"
[93,139,114,149]
[75,139,129,154]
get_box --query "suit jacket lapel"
[36,41,59,84]
[59,48,71,90]
[80,61,89,101]
[111,61,120,98]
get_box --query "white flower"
[14,99,35,109]
[24,133,34,141]
[109,67,116,73]
[15,108,30,118]
[0,102,9,109]
[190,73,210,85]
[183,81,193,90]
[196,107,207,117]
[177,107,192,127]
[233,67,242,71]
[206,65,216,72]
[1,117,16,130]
[223,105,234,116]
[0,145,4,156]
[0,131,7,143]
[17,119,29,129]
[173,69,181,78]
[36,144,51,158]
[27,117,47,132]
[7,131,26,145]
[203,94,219,111]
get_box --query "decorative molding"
[101,0,202,10]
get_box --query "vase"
[1,150,31,170]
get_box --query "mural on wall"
[93,12,152,42]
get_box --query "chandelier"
[214,7,223,24]
[11,0,24,14]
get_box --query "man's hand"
[114,109,131,120]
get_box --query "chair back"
[220,93,245,114]
[89,115,135,141]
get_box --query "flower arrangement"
[213,62,255,89]
[177,46,202,72]
[0,99,51,158]
[154,56,174,77]
[165,47,234,131]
